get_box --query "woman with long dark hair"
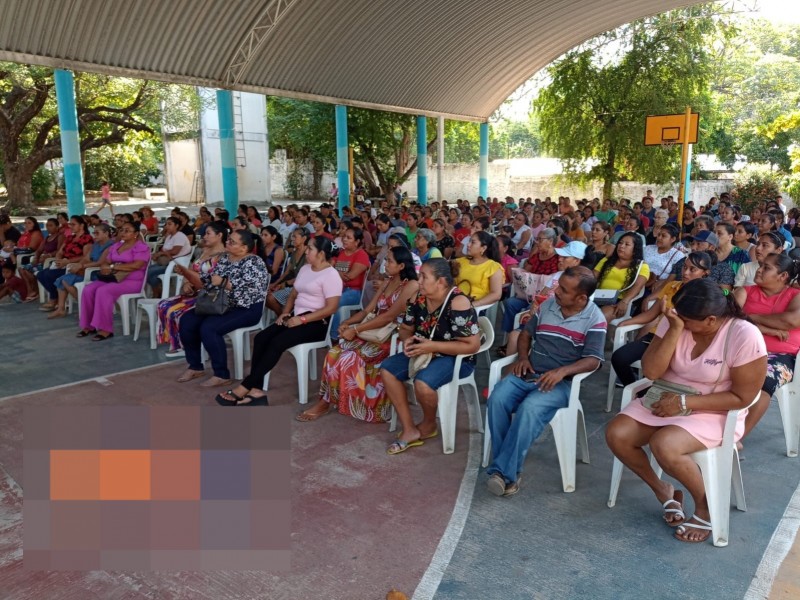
[594,232,649,322]
[606,279,767,543]
[454,230,504,308]
[298,245,420,423]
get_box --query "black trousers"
[610,333,654,386]
[241,319,328,390]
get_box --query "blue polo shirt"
[524,297,607,373]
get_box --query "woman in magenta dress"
[297,245,420,423]
[77,223,149,341]
[606,279,767,544]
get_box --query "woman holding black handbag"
[177,230,269,387]
[214,236,342,406]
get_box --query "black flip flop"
[77,329,96,338]
[238,394,269,406]
[92,333,114,341]
[215,390,242,406]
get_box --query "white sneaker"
[165,349,185,358]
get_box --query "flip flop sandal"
[237,394,269,406]
[387,439,424,455]
[76,329,96,338]
[177,370,205,383]
[296,407,330,421]
[674,515,712,543]
[395,429,438,440]
[215,390,242,406]
[662,490,685,527]
[92,333,114,341]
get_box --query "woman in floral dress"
[297,245,420,423]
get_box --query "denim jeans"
[380,352,475,390]
[331,286,362,335]
[486,374,571,484]
[502,296,528,333]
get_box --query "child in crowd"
[0,263,26,303]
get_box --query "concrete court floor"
[1,299,799,599]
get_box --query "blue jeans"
[487,374,570,483]
[331,287,362,335]
[502,296,528,333]
[179,302,263,379]
[380,352,475,390]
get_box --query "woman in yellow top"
[594,232,650,322]
[454,231,504,309]
[611,251,713,386]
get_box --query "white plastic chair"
[66,267,100,315]
[116,261,151,336]
[155,253,192,297]
[337,280,368,324]
[133,259,190,349]
[36,257,57,303]
[605,322,645,412]
[481,353,596,492]
[773,352,800,457]
[607,378,758,547]
[262,316,334,404]
[388,316,494,454]
[225,297,270,380]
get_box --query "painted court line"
[413,404,482,600]
[0,361,179,403]
[745,479,800,599]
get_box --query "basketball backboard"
[644,113,699,146]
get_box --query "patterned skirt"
[318,338,392,423]
[763,352,795,396]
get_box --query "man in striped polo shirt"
[486,266,607,497]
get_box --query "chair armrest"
[612,323,645,350]
[619,378,653,411]
[82,267,100,282]
[489,353,519,394]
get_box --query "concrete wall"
[163,138,202,204]
[198,89,271,204]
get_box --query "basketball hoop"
[660,140,677,150]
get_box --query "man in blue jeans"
[486,266,607,496]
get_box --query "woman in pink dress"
[297,245,420,423]
[77,224,149,340]
[606,279,767,544]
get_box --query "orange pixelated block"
[99,450,151,500]
[151,450,200,500]
[50,450,100,500]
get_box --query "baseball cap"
[687,230,719,246]
[555,241,587,259]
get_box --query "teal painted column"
[216,90,239,215]
[335,105,350,211]
[416,116,428,205]
[54,69,85,215]
[479,122,489,199]
[683,144,693,205]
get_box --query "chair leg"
[732,448,747,511]
[119,299,131,335]
[550,408,578,493]
[482,410,492,468]
[777,388,800,457]
[388,407,398,433]
[296,349,309,404]
[309,349,318,381]
[148,308,157,350]
[463,382,484,433]
[133,307,143,342]
[607,457,624,508]
[606,366,617,412]
[576,407,590,464]
[231,334,244,380]
[438,384,458,454]
[696,452,733,548]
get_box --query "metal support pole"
[479,122,489,199]
[54,69,85,215]
[417,116,428,205]
[677,106,692,236]
[437,116,444,203]
[216,90,239,215]
[335,105,350,212]
[683,144,693,211]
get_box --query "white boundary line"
[412,403,482,600]
[0,360,179,403]
[744,479,800,599]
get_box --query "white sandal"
[674,515,712,543]
[662,490,685,526]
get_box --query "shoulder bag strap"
[429,287,457,340]
[710,319,734,394]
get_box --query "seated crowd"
[2,189,797,545]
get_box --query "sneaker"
[503,476,522,497]
[615,378,624,388]
[487,473,506,497]
[165,349,185,358]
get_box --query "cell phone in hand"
[522,370,540,383]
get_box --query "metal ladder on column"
[190,170,205,204]
[233,92,247,167]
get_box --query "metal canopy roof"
[0,0,693,121]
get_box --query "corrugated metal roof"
[0,0,693,121]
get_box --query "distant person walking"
[98,180,115,217]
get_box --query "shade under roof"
[0,0,696,121]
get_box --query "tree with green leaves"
[0,63,192,213]
[534,5,730,199]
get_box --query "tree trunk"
[311,159,323,198]
[602,144,616,200]
[2,165,37,213]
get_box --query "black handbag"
[195,278,231,315]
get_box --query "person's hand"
[536,367,566,392]
[276,313,290,326]
[268,282,279,292]
[651,392,683,417]
[210,274,224,286]
[520,311,533,326]
[99,264,112,275]
[613,299,629,319]
[512,357,535,378]
[661,298,684,333]
[285,316,302,328]
[341,327,357,342]
[769,327,789,342]
[337,323,350,337]
[404,336,432,357]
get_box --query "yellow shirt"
[594,258,650,290]
[455,258,504,301]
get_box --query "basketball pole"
[677,105,692,238]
